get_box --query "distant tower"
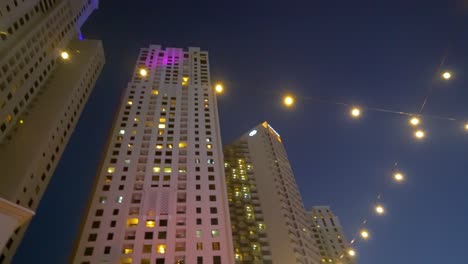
[0,0,104,262]
[223,122,321,264]
[71,46,234,264]
[310,206,355,264]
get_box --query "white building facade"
[0,0,104,262]
[224,122,321,264]
[72,46,234,264]
[310,206,355,264]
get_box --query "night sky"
[13,1,468,263]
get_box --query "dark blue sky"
[14,1,468,263]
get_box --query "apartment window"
[212,242,220,251]
[209,195,216,201]
[104,246,111,254]
[88,233,97,242]
[197,257,203,264]
[210,207,217,214]
[156,259,165,264]
[158,232,167,239]
[196,207,201,213]
[91,221,100,228]
[160,219,168,226]
[84,247,93,256]
[213,256,221,264]
[95,209,104,216]
[196,218,202,225]
[211,229,219,237]
[107,233,114,240]
[144,232,153,239]
[110,221,117,227]
[211,218,218,225]
[196,242,203,250]
[142,245,152,253]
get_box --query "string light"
[215,83,224,94]
[409,117,420,126]
[375,205,385,215]
[394,172,405,182]
[283,95,295,107]
[60,51,70,60]
[360,230,370,240]
[350,107,361,118]
[414,130,425,139]
[442,71,452,80]
[139,68,148,77]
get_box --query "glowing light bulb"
[394,172,404,182]
[415,130,425,139]
[375,205,385,215]
[283,95,295,107]
[139,68,148,77]
[464,123,468,131]
[350,107,361,118]
[409,117,420,126]
[442,71,452,80]
[360,230,370,240]
[215,83,224,94]
[60,51,70,60]
[348,249,356,257]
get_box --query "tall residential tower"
[0,0,104,262]
[72,46,234,264]
[223,122,320,264]
[310,206,355,264]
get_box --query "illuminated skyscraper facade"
[72,46,234,264]
[0,1,103,262]
[224,122,320,264]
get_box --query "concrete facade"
[224,122,321,264]
[310,206,355,264]
[0,0,103,262]
[72,46,234,264]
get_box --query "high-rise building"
[223,122,320,264]
[71,46,234,264]
[310,206,355,264]
[0,0,104,261]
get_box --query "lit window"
[159,118,166,123]
[207,144,212,149]
[211,229,219,237]
[127,218,139,227]
[119,129,125,135]
[153,167,161,173]
[120,257,132,264]
[164,167,172,173]
[151,90,159,95]
[196,230,202,238]
[123,244,134,254]
[158,124,166,129]
[178,142,187,148]
[146,220,156,228]
[107,167,115,173]
[117,196,123,203]
[207,159,214,164]
[127,100,133,105]
[157,244,166,254]
[156,144,163,149]
[258,223,265,230]
[197,242,203,250]
[99,197,107,204]
[212,242,220,250]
